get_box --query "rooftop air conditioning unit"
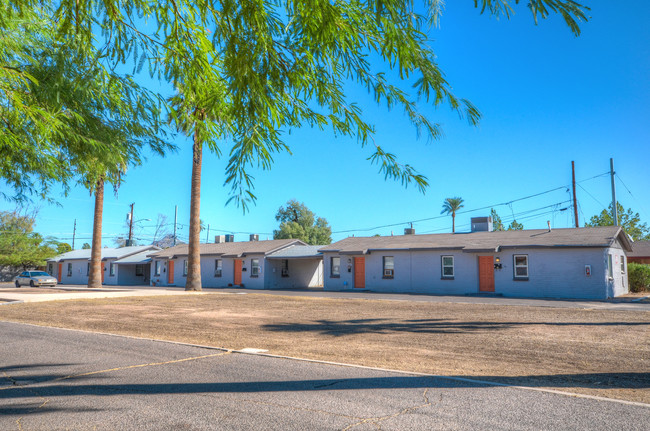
[249,234,259,241]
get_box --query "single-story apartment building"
[627,240,650,264]
[318,224,631,299]
[148,238,324,289]
[47,245,160,285]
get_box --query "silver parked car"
[14,271,58,287]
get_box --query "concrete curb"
[4,320,649,409]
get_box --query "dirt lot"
[1,293,648,403]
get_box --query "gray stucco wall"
[116,264,150,286]
[322,247,627,299]
[58,260,88,285]
[265,259,323,289]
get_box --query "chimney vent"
[547,221,551,232]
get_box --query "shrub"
[628,263,650,293]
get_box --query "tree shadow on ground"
[261,318,650,336]
[0,372,647,403]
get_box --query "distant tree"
[507,220,524,231]
[55,242,72,254]
[0,210,58,269]
[585,202,650,241]
[153,233,185,249]
[490,208,505,231]
[441,197,465,233]
[81,243,91,250]
[273,200,332,245]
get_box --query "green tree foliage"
[55,242,72,254]
[507,219,524,231]
[490,208,505,231]
[0,210,58,269]
[273,200,332,245]
[3,0,587,289]
[81,243,91,249]
[585,203,650,241]
[628,263,650,293]
[441,197,464,233]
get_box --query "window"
[154,261,161,276]
[251,258,260,277]
[620,255,626,274]
[281,259,289,277]
[67,263,72,277]
[607,254,613,278]
[331,257,340,277]
[135,264,144,276]
[382,256,394,278]
[109,262,115,276]
[183,260,188,276]
[87,263,90,276]
[514,255,528,279]
[48,263,53,274]
[214,259,222,277]
[441,256,454,278]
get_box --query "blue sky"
[4,1,649,246]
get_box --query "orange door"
[57,263,62,282]
[101,263,105,283]
[354,257,365,288]
[168,261,174,284]
[478,256,495,292]
[234,260,242,285]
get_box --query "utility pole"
[127,203,135,246]
[610,158,618,226]
[206,224,210,243]
[72,219,77,249]
[571,161,579,228]
[173,205,178,246]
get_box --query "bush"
[628,263,650,293]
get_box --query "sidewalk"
[1,282,649,310]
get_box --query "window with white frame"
[251,258,260,277]
[331,257,340,277]
[214,259,222,277]
[109,262,115,276]
[513,255,528,279]
[67,263,72,277]
[441,256,454,278]
[382,256,394,278]
[620,255,626,274]
[607,254,613,278]
[154,260,161,276]
[183,260,188,276]
[281,259,289,277]
[135,264,144,276]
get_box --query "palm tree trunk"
[186,118,203,291]
[88,178,104,288]
[452,212,456,233]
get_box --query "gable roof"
[266,245,324,259]
[148,239,307,259]
[48,245,160,262]
[319,226,632,254]
[628,240,650,257]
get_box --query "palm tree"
[441,197,465,233]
